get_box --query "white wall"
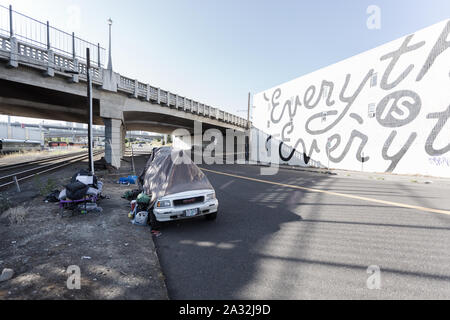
[252,19,450,178]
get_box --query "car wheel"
[149,211,161,230]
[205,212,217,221]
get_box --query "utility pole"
[86,48,94,175]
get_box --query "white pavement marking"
[201,168,450,217]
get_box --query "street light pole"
[86,48,94,175]
[107,18,113,71]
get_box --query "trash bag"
[71,169,98,188]
[45,190,61,203]
[66,181,89,200]
[137,193,151,205]
[122,189,141,201]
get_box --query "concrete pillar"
[8,37,18,68]
[71,59,79,83]
[103,118,122,169]
[121,123,126,158]
[102,69,118,92]
[45,49,55,77]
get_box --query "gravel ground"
[0,161,168,300]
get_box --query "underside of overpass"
[0,65,247,168]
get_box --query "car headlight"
[156,200,172,208]
[206,193,216,201]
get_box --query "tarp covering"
[139,147,213,204]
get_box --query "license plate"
[185,209,198,217]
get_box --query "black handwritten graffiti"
[417,20,450,82]
[380,35,425,90]
[266,135,272,153]
[382,131,418,173]
[327,131,370,163]
[425,105,450,156]
[376,90,421,127]
[270,89,300,124]
[279,139,320,164]
[305,69,375,135]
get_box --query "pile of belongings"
[59,169,103,201]
[129,193,151,226]
[122,189,141,201]
[118,175,138,185]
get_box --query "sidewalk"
[248,161,450,187]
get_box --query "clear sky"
[1,0,450,124]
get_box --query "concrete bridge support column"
[103,118,123,169]
[121,124,126,158]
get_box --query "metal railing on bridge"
[0,4,248,128]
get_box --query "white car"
[139,147,219,228]
[153,189,218,223]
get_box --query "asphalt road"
[154,164,450,300]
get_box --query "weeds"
[33,175,59,197]
[0,194,11,214]
[2,206,27,225]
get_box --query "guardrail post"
[7,6,18,68]
[44,21,54,77]
[8,36,18,68]
[133,79,138,98]
[46,21,50,50]
[157,88,161,104]
[46,51,55,77]
[184,97,187,111]
[97,43,101,68]
[167,91,171,106]
[71,58,79,83]
[72,32,76,60]
[175,95,179,109]
[9,5,13,38]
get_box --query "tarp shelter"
[139,147,213,205]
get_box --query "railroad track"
[0,150,104,190]
[0,150,89,172]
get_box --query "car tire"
[149,211,161,230]
[205,212,217,221]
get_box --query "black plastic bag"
[45,190,61,203]
[66,181,89,200]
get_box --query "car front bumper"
[153,199,219,222]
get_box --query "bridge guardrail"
[0,4,248,128]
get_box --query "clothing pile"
[129,193,151,226]
[59,170,103,201]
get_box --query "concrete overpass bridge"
[0,5,249,167]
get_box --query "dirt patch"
[0,174,168,300]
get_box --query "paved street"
[155,164,450,300]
